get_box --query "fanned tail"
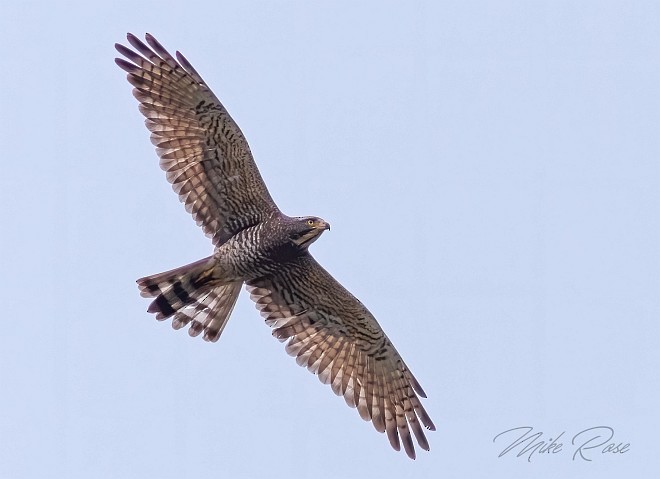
[137,257,242,342]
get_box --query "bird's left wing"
[115,34,280,246]
[246,254,435,459]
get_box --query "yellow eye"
[307,219,315,226]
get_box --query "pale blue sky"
[1,1,658,478]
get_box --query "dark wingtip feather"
[411,420,430,451]
[403,438,416,460]
[127,33,151,56]
[386,424,400,451]
[406,370,427,398]
[175,51,206,85]
[115,58,137,72]
[419,409,436,431]
[115,43,141,63]
[144,33,170,58]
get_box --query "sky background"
[1,1,658,478]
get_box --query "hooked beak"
[320,220,331,231]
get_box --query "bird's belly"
[212,230,290,281]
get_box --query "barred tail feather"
[137,257,242,342]
[137,256,214,300]
[173,281,242,342]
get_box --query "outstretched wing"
[115,33,279,246]
[246,254,435,459]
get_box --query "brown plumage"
[117,33,435,459]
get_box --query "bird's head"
[289,216,330,249]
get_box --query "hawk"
[115,33,435,459]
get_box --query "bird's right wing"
[246,254,435,459]
[116,33,280,245]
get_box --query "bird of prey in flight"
[115,33,435,459]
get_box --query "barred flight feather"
[245,254,435,459]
